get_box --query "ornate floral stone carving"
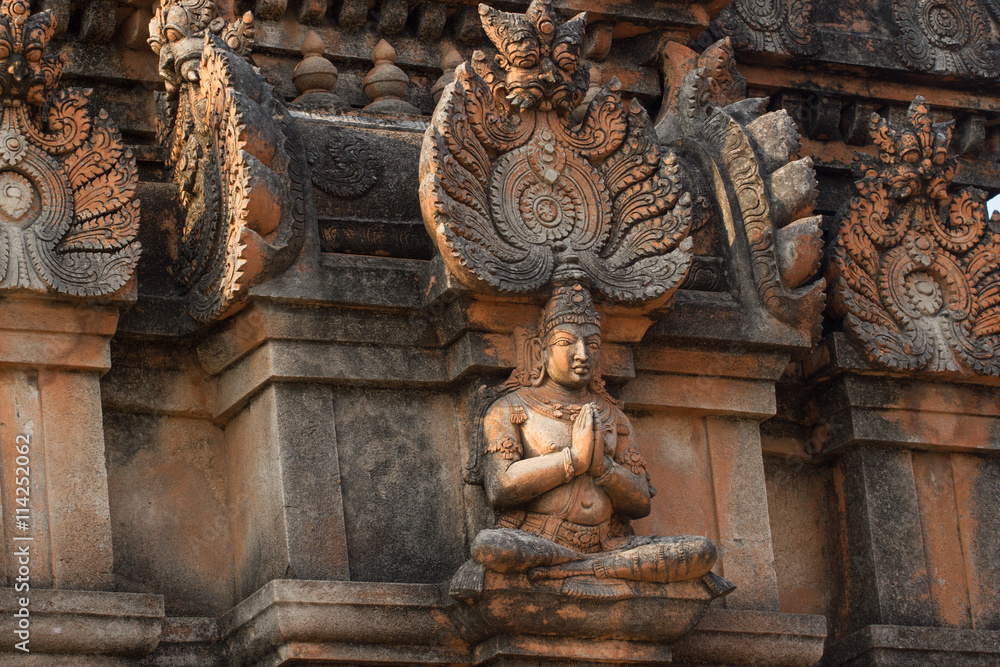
[828,97,1000,375]
[713,0,817,57]
[655,38,825,336]
[149,1,308,322]
[420,0,693,307]
[310,130,380,199]
[894,0,998,78]
[0,0,140,295]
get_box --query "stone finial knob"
[292,30,345,110]
[363,38,421,114]
[432,42,463,105]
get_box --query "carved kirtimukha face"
[475,0,587,111]
[148,0,252,93]
[543,323,601,390]
[0,0,64,106]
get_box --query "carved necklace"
[519,389,609,423]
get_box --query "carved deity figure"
[466,285,721,587]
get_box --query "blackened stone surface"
[333,388,466,583]
[837,447,934,632]
[823,625,1000,667]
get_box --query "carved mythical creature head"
[860,97,955,203]
[474,0,588,112]
[0,0,64,106]
[148,0,253,93]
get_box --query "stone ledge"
[216,579,829,666]
[0,588,164,658]
[218,580,463,667]
[474,635,673,667]
[671,608,827,666]
[822,624,1000,667]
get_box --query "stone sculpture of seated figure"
[469,284,722,588]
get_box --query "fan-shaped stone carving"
[894,0,998,79]
[828,97,1000,375]
[0,0,140,295]
[149,1,307,322]
[419,0,693,306]
[655,38,825,338]
[713,0,817,57]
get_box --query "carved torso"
[484,388,649,527]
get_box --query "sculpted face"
[543,323,600,390]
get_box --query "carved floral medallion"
[420,0,693,305]
[713,0,817,56]
[149,1,307,322]
[894,0,998,78]
[829,97,1000,375]
[0,0,140,295]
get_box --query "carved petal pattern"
[829,97,1000,375]
[421,63,692,304]
[713,0,817,57]
[0,1,139,296]
[894,0,998,79]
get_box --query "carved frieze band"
[0,0,140,295]
[149,1,308,322]
[828,97,1000,375]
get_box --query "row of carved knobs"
[774,91,993,157]
[257,0,458,38]
[293,32,431,114]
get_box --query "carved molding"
[149,1,307,322]
[420,0,693,306]
[713,0,817,57]
[0,0,140,295]
[894,0,999,79]
[655,38,825,337]
[828,97,1000,375]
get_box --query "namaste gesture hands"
[569,404,616,478]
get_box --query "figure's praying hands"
[588,412,615,478]
[570,404,598,475]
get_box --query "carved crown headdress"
[539,283,600,339]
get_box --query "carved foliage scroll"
[0,0,140,295]
[713,0,817,56]
[310,130,380,199]
[420,0,692,305]
[829,97,1000,375]
[894,0,998,78]
[149,2,306,322]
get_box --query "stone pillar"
[0,296,119,590]
[809,334,1000,666]
[621,343,788,611]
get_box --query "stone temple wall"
[0,0,998,665]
